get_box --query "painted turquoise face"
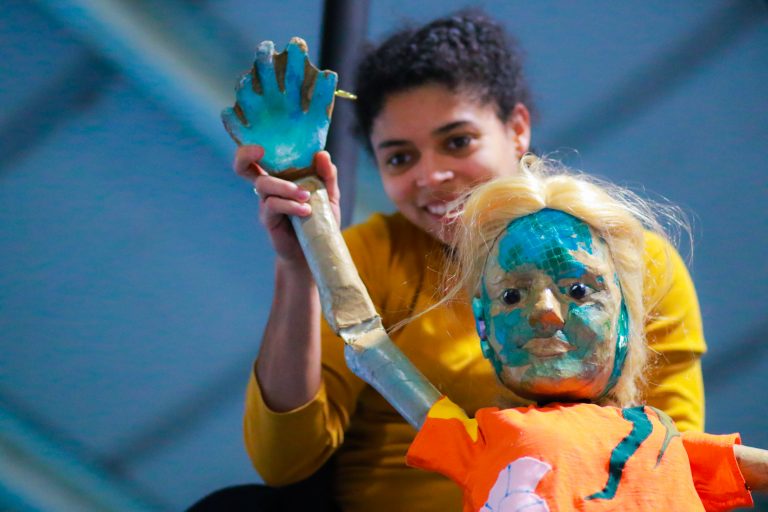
[476,209,627,402]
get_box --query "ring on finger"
[252,187,272,205]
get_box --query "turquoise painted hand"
[221,37,338,173]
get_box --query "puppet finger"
[283,37,309,108]
[254,40,280,98]
[234,71,265,120]
[221,107,245,145]
[309,70,337,119]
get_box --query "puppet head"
[474,207,632,404]
[449,156,658,406]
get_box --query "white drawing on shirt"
[482,456,551,512]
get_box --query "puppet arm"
[734,445,768,491]
[223,38,440,430]
[344,327,442,429]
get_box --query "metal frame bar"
[33,0,235,159]
[320,0,369,227]
[0,406,159,511]
[546,1,766,150]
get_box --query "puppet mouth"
[522,337,574,357]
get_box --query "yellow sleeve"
[242,214,392,485]
[244,371,344,485]
[642,232,706,432]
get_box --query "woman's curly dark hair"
[354,9,533,147]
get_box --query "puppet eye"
[501,288,521,305]
[568,283,589,300]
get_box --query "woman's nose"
[414,156,454,187]
[528,288,565,330]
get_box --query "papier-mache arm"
[734,445,768,491]
[222,38,440,428]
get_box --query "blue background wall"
[1,1,766,510]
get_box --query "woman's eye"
[386,152,412,167]
[501,288,521,305]
[568,283,590,300]
[445,135,472,151]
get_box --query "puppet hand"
[221,37,338,174]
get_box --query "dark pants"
[186,462,340,511]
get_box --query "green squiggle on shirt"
[585,406,652,501]
[647,406,681,466]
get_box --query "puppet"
[224,39,767,512]
[349,157,768,511]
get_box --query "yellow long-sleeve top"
[244,212,706,512]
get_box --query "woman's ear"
[507,103,531,158]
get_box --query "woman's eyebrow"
[432,120,471,136]
[376,139,410,150]
[376,121,473,149]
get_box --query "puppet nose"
[528,289,565,329]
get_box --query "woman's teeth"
[426,203,447,216]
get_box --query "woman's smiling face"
[370,84,530,243]
[477,209,628,402]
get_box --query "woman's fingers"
[314,151,339,200]
[253,174,311,205]
[255,174,313,228]
[259,196,311,227]
[235,146,343,225]
[314,151,341,225]
[234,145,266,178]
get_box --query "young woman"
[232,11,706,512]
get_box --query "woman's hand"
[234,145,341,267]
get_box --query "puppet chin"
[500,363,612,403]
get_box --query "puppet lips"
[522,337,574,357]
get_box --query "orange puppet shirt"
[406,398,752,512]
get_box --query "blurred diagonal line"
[33,0,234,158]
[0,52,115,172]
[125,0,253,79]
[101,360,250,472]
[0,391,164,511]
[547,1,767,150]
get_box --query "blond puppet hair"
[440,155,680,406]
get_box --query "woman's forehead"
[370,84,500,141]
